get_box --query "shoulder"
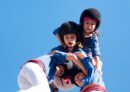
[75,48,86,53]
[91,32,99,42]
[51,45,63,51]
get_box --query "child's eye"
[85,22,89,24]
[71,36,74,39]
[91,23,95,25]
[92,22,96,25]
[65,37,69,40]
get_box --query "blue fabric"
[48,45,86,81]
[51,45,64,52]
[51,45,84,53]
[53,28,101,57]
[83,33,101,57]
[48,53,67,81]
[80,57,105,89]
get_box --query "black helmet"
[80,8,101,31]
[59,21,80,45]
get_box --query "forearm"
[66,54,87,75]
[81,57,94,75]
[50,50,67,56]
[52,53,67,65]
[94,56,102,71]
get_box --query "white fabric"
[36,54,52,75]
[43,54,75,90]
[18,54,74,91]
[18,62,50,92]
[91,91,102,92]
[66,61,73,69]
[17,85,50,92]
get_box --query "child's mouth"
[68,42,73,45]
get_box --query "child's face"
[74,72,85,87]
[83,18,96,33]
[64,34,77,48]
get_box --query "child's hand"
[74,52,87,59]
[66,53,77,61]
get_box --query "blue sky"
[0,0,130,92]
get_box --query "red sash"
[81,83,107,92]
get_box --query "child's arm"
[93,56,102,72]
[74,52,95,76]
[49,45,64,55]
[91,35,102,73]
[50,50,67,56]
[48,52,87,80]
[48,53,67,81]
[66,53,87,75]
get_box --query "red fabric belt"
[81,83,107,92]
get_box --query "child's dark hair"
[69,67,82,86]
[59,21,81,47]
[79,8,101,32]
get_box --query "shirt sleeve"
[49,51,67,68]
[48,53,67,81]
[51,45,63,51]
[91,36,101,57]
[81,57,94,76]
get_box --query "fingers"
[74,52,86,59]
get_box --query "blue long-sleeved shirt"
[48,53,67,81]
[48,45,85,81]
[51,45,85,53]
[83,32,101,57]
[80,57,105,89]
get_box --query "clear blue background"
[0,0,130,92]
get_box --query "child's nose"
[87,24,92,28]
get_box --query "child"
[50,21,87,77]
[79,8,103,73]
[70,52,107,92]
[49,21,88,91]
[53,8,103,73]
